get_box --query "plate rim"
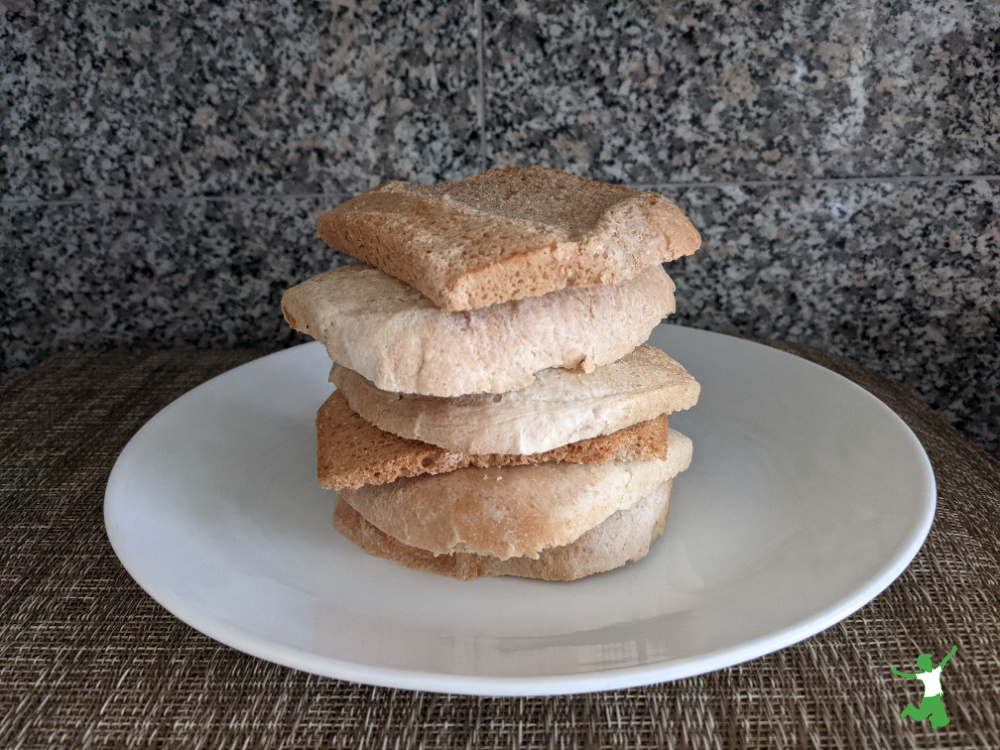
[104,326,936,696]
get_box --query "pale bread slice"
[317,389,670,490]
[334,480,674,581]
[331,344,699,455]
[282,263,675,397]
[338,430,693,561]
[316,166,700,311]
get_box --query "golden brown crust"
[333,480,674,581]
[316,166,700,311]
[317,390,670,490]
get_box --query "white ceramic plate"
[105,325,935,696]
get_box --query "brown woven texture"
[1,343,997,750]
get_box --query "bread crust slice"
[333,480,674,581]
[317,389,670,490]
[316,166,700,311]
[331,344,699,455]
[337,430,693,561]
[281,263,675,397]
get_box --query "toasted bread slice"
[282,263,675,397]
[331,344,699,455]
[337,430,693,561]
[316,166,700,311]
[317,390,670,490]
[334,480,674,581]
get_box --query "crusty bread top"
[282,263,676,397]
[317,389,670,490]
[333,479,673,581]
[338,430,693,561]
[316,166,701,311]
[331,344,699,455]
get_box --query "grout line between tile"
[0,193,348,209]
[3,175,998,209]
[633,174,1000,190]
[474,0,487,173]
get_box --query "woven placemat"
[1,342,997,750]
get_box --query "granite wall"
[2,1,998,458]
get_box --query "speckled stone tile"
[0,196,352,377]
[3,180,997,458]
[483,1,1000,184]
[662,177,999,458]
[1,0,480,202]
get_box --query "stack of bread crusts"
[281,166,702,581]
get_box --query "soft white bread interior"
[316,166,700,311]
[282,263,676,397]
[337,430,693,561]
[331,344,700,455]
[333,479,675,581]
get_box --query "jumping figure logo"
[891,646,958,729]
